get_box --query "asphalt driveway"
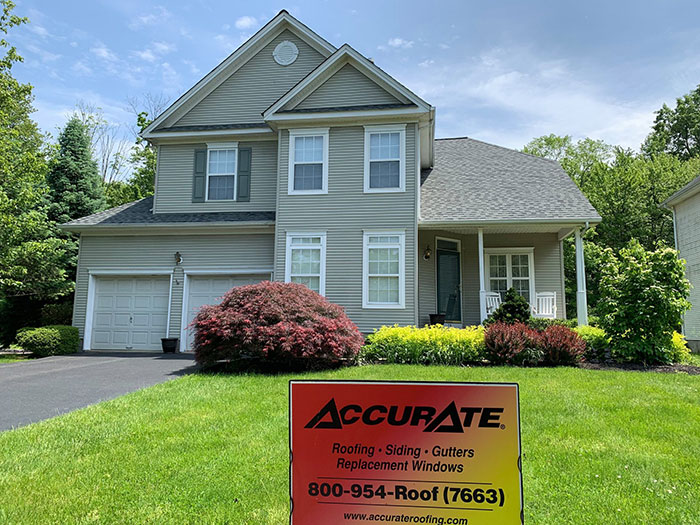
[0,351,197,432]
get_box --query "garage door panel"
[92,276,169,351]
[185,274,269,351]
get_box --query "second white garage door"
[184,274,269,351]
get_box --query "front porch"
[417,224,589,327]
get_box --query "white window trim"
[362,230,406,309]
[205,141,238,202]
[285,232,327,296]
[484,247,536,302]
[288,128,329,195]
[363,124,406,193]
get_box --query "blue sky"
[10,0,700,152]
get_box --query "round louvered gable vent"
[273,40,299,66]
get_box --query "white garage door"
[92,276,170,351]
[185,274,269,351]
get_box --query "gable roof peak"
[142,10,336,137]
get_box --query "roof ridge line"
[435,136,561,164]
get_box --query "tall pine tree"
[47,116,106,224]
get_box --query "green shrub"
[528,317,577,331]
[15,325,79,357]
[40,302,73,326]
[361,325,485,365]
[575,325,610,361]
[485,288,532,326]
[598,240,691,364]
[669,331,691,364]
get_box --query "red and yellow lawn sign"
[290,381,523,524]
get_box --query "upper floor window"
[285,232,326,295]
[207,142,238,201]
[364,124,406,193]
[363,231,405,308]
[288,128,329,195]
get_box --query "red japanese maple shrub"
[539,325,586,365]
[192,281,364,368]
[484,322,543,366]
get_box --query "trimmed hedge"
[361,325,485,366]
[484,322,585,366]
[574,325,610,361]
[15,325,79,357]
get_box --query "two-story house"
[61,11,600,352]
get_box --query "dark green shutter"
[192,149,207,202]
[237,147,252,202]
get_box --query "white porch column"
[478,228,487,322]
[575,228,589,326]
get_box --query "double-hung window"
[285,233,326,295]
[363,231,405,308]
[364,124,405,192]
[485,248,535,303]
[288,128,329,194]
[206,142,238,201]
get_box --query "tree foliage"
[485,287,532,325]
[597,241,691,364]
[643,84,700,160]
[46,116,106,224]
[0,0,72,301]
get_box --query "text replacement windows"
[285,233,326,295]
[363,232,405,308]
[364,125,405,192]
[289,129,329,194]
[206,143,237,200]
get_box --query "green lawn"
[0,356,25,364]
[0,365,698,524]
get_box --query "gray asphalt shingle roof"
[63,197,275,227]
[420,137,601,223]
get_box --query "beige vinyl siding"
[417,230,566,326]
[292,63,401,110]
[72,234,274,341]
[675,192,700,343]
[174,30,325,127]
[154,141,277,213]
[275,124,418,332]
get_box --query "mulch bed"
[580,361,700,375]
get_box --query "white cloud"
[90,43,118,62]
[235,15,258,30]
[387,38,414,49]
[24,43,61,62]
[128,6,171,30]
[161,62,180,87]
[418,59,434,68]
[134,49,157,62]
[182,59,200,75]
[69,41,78,48]
[27,25,50,39]
[71,61,92,76]
[152,41,176,54]
[398,47,659,150]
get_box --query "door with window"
[436,238,462,323]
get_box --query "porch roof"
[420,137,601,224]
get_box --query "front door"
[436,239,462,323]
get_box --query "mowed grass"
[0,356,26,365]
[0,366,699,524]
